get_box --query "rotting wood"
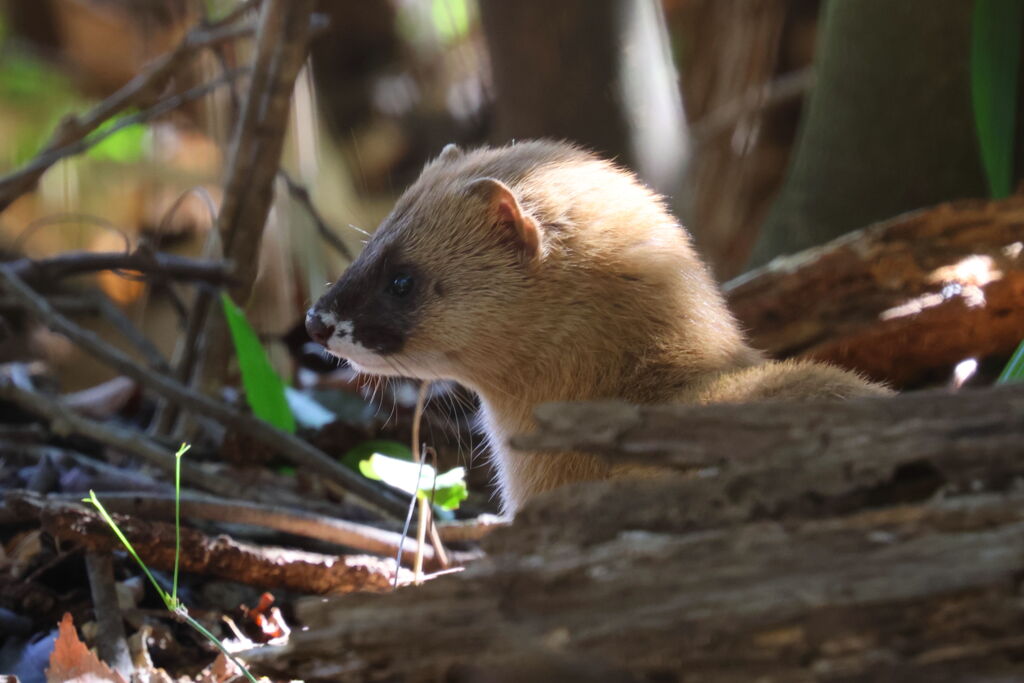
[515,382,1024,474]
[9,492,404,595]
[726,196,1024,387]
[245,490,1024,682]
[239,382,1024,681]
[42,491,474,570]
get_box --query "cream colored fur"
[324,140,890,514]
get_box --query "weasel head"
[305,143,546,384]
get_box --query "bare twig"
[93,295,170,373]
[85,552,133,676]
[279,170,354,262]
[0,264,407,517]
[6,249,235,288]
[689,66,815,144]
[0,293,98,314]
[0,375,241,498]
[0,12,255,210]
[0,439,171,493]
[47,491,471,570]
[217,0,317,304]
[189,0,315,418]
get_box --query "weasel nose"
[305,310,335,346]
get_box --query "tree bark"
[243,383,1024,681]
[669,0,813,278]
[726,196,1024,388]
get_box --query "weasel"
[306,141,890,514]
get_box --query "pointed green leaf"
[971,0,1024,198]
[220,293,296,433]
[86,114,147,163]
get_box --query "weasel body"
[307,141,889,514]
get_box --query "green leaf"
[359,452,468,510]
[220,293,296,433]
[85,114,147,163]
[998,339,1024,383]
[0,52,73,101]
[971,0,1024,198]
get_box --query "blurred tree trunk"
[478,0,687,198]
[750,0,988,267]
[669,0,817,278]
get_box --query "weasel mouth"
[321,341,396,375]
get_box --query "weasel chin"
[346,356,404,377]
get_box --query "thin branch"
[0,374,241,498]
[5,249,235,288]
[0,67,249,210]
[689,66,815,144]
[278,170,354,262]
[0,293,98,314]
[0,439,172,494]
[47,491,471,570]
[0,264,408,518]
[93,295,171,373]
[85,552,133,676]
[0,17,255,210]
[188,0,316,422]
[434,515,508,544]
[217,0,317,304]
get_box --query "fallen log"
[7,492,404,595]
[726,197,1024,387]
[243,383,1024,681]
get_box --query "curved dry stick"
[6,249,234,288]
[0,19,255,210]
[0,264,409,518]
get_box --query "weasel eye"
[387,273,414,297]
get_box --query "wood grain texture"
[244,383,1024,681]
[727,197,1024,387]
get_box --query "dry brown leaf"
[46,613,127,683]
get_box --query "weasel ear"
[465,177,541,262]
[438,143,463,163]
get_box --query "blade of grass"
[88,450,259,683]
[970,0,1024,198]
[176,608,259,683]
[172,443,190,603]
[85,491,175,611]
